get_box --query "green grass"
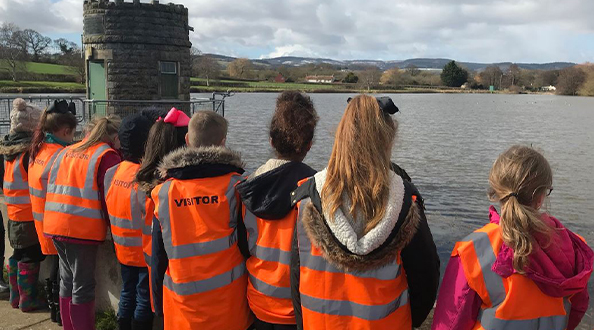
[96,309,118,330]
[0,61,75,75]
[191,77,344,91]
[0,80,84,88]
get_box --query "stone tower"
[83,0,192,104]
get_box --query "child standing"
[0,99,45,312]
[290,95,440,329]
[28,100,77,325]
[432,145,593,330]
[134,108,188,322]
[151,111,252,330]
[104,112,154,330]
[44,115,122,330]
[236,91,318,330]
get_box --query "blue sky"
[1,0,593,63]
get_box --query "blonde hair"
[188,111,228,147]
[488,145,553,272]
[74,115,121,152]
[321,94,397,234]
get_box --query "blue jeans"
[118,264,152,321]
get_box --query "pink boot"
[70,300,95,330]
[60,297,74,330]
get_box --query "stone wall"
[83,0,192,101]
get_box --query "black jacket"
[236,161,316,260]
[290,166,440,329]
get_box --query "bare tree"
[21,29,51,61]
[479,66,503,89]
[227,58,252,79]
[193,55,221,86]
[380,67,402,87]
[405,64,420,76]
[0,23,27,81]
[507,64,521,86]
[358,66,382,90]
[556,66,586,96]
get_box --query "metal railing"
[0,96,88,136]
[0,92,232,136]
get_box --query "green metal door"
[89,61,106,115]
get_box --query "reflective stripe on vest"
[296,199,410,327]
[104,161,147,266]
[458,226,571,330]
[44,142,112,241]
[28,142,63,256]
[29,144,62,222]
[157,177,242,261]
[3,154,33,221]
[153,173,252,330]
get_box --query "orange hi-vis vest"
[243,207,296,324]
[295,201,411,329]
[3,153,34,222]
[105,161,148,267]
[28,142,63,255]
[454,223,572,330]
[141,195,155,312]
[152,173,253,330]
[43,142,113,241]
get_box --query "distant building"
[274,73,286,83]
[541,85,557,92]
[305,75,335,84]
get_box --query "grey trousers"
[54,240,99,304]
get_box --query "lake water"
[196,92,594,328]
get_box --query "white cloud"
[1,0,593,63]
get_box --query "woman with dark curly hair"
[236,91,319,330]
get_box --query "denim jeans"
[118,264,152,321]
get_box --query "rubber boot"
[53,281,62,326]
[17,261,47,312]
[60,297,73,330]
[131,317,154,330]
[118,317,132,330]
[8,258,19,308]
[70,300,96,330]
[0,257,9,293]
[45,279,57,322]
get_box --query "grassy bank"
[0,80,85,93]
[0,61,74,75]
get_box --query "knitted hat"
[10,98,42,134]
[119,112,153,162]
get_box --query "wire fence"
[0,93,230,136]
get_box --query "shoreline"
[0,86,553,96]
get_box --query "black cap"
[119,113,153,163]
[347,96,399,114]
[47,100,76,116]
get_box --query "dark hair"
[30,110,77,161]
[270,91,319,161]
[135,120,187,190]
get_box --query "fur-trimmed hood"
[297,169,421,272]
[0,132,33,161]
[158,145,244,180]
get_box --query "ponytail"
[30,109,77,161]
[488,145,553,273]
[74,115,121,153]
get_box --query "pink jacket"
[432,206,593,330]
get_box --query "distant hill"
[205,54,575,72]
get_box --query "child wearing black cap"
[104,112,155,330]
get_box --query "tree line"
[194,53,594,96]
[0,23,85,82]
